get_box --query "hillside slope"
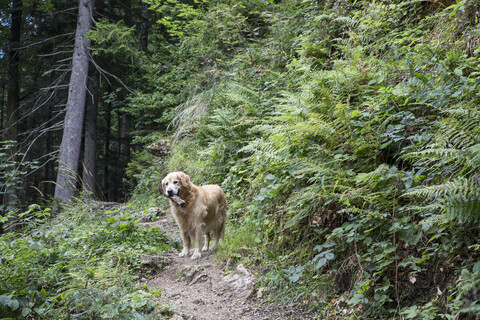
[138,1,480,319]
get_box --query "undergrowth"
[0,200,172,319]
[135,0,480,319]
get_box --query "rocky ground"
[138,208,316,320]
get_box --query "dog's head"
[161,172,191,198]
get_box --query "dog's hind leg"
[212,206,227,251]
[202,232,210,252]
[211,229,221,251]
[191,227,203,260]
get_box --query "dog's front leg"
[179,231,190,257]
[202,232,210,252]
[191,227,203,260]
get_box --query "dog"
[161,172,227,260]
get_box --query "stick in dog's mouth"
[168,194,186,207]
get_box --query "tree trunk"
[54,0,93,201]
[41,111,53,198]
[1,84,5,131]
[140,1,149,52]
[2,0,23,234]
[115,113,129,200]
[102,101,111,200]
[82,66,99,197]
[5,0,22,153]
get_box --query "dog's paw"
[191,252,202,260]
[202,246,209,252]
[179,250,189,258]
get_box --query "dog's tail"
[218,199,227,240]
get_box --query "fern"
[169,87,215,139]
[405,102,480,223]
[406,177,480,223]
[239,137,288,163]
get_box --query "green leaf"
[414,72,429,84]
[8,299,19,311]
[265,174,276,181]
[22,307,31,317]
[325,252,335,260]
[0,295,12,307]
[473,261,480,273]
[402,306,419,319]
[316,257,327,269]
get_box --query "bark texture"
[140,1,149,52]
[2,0,23,234]
[82,66,99,196]
[54,0,93,201]
[5,0,22,152]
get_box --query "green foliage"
[125,0,480,318]
[88,19,140,59]
[0,201,172,319]
[0,141,38,223]
[405,105,480,224]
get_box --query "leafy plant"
[0,200,172,319]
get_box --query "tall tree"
[82,66,99,196]
[5,0,22,154]
[102,100,111,198]
[54,0,93,201]
[140,1,148,52]
[2,0,23,231]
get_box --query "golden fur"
[161,172,227,260]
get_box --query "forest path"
[140,209,312,320]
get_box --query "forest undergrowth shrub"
[204,5,477,319]
[0,141,39,232]
[0,200,172,319]
[120,0,480,318]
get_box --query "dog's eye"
[173,180,178,184]
[165,182,169,186]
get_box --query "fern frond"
[333,16,359,28]
[404,177,480,224]
[464,144,480,174]
[239,137,288,163]
[221,81,261,107]
[169,87,216,139]
[405,148,463,165]
[289,157,338,184]
[436,118,478,149]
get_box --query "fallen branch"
[169,195,186,207]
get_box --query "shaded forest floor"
[140,211,315,320]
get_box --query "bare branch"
[15,32,74,50]
[88,51,136,95]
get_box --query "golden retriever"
[161,172,227,260]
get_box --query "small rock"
[189,273,208,285]
[177,265,204,283]
[257,286,267,298]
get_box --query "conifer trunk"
[54,0,93,201]
[82,67,99,196]
[140,1,149,52]
[2,0,23,234]
[5,0,22,154]
[102,101,111,199]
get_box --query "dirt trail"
[140,209,313,320]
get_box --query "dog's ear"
[179,172,191,188]
[159,178,166,195]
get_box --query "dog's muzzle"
[166,189,179,197]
